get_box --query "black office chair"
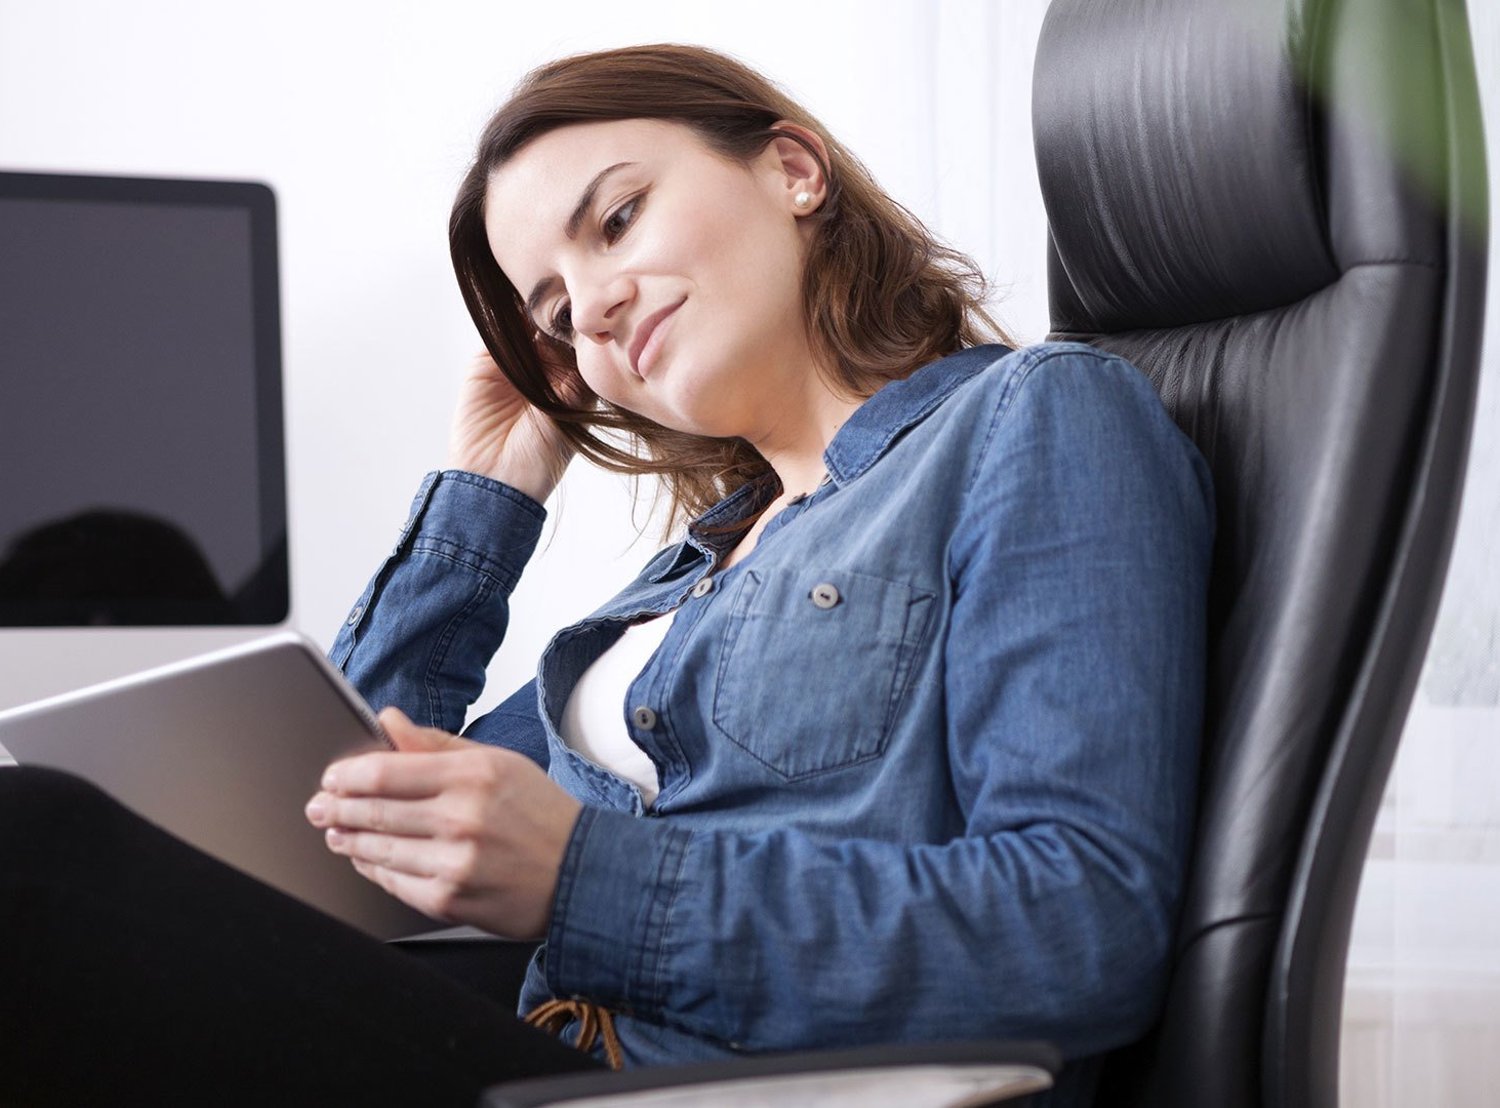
[464,0,1489,1103]
[1036,0,1487,1103]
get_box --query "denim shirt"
[330,342,1215,1106]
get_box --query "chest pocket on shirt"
[711,567,934,780]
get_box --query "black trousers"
[0,766,603,1107]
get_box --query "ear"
[764,121,830,215]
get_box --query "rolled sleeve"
[395,470,546,591]
[545,808,692,1018]
[330,471,548,734]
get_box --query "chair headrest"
[1033,0,1453,334]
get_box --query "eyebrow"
[522,161,637,326]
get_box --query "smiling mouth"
[630,298,686,379]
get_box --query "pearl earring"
[794,190,813,208]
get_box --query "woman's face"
[483,118,824,440]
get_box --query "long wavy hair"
[450,44,1011,532]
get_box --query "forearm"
[330,470,547,732]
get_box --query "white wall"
[0,0,1052,713]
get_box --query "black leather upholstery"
[1033,0,1488,1105]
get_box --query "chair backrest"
[1030,0,1488,1104]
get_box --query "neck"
[748,377,864,501]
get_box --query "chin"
[660,390,744,440]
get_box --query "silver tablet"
[0,631,436,940]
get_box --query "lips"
[629,298,685,379]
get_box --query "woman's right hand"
[445,345,586,504]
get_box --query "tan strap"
[523,997,625,1071]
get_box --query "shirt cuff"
[398,470,547,593]
[544,806,692,1018]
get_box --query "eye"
[543,193,642,344]
[602,195,641,243]
[548,302,574,343]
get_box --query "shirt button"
[691,577,715,599]
[346,604,364,625]
[810,583,841,609]
[632,706,658,731]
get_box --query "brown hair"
[450,43,1011,532]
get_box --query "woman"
[0,44,1213,1108]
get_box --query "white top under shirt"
[558,609,674,806]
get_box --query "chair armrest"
[481,1039,1061,1108]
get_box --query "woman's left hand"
[305,707,583,940]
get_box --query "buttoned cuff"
[544,807,692,1017]
[398,470,547,593]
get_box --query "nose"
[568,267,634,346]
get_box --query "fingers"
[465,348,505,377]
[378,707,463,754]
[317,711,467,797]
[318,749,457,798]
[325,826,466,880]
[342,836,482,923]
[349,858,459,923]
[305,793,434,837]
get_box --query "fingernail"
[321,770,337,790]
[326,828,345,846]
[305,800,326,823]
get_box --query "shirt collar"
[655,344,1011,580]
[822,344,1010,485]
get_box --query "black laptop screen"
[0,173,287,626]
